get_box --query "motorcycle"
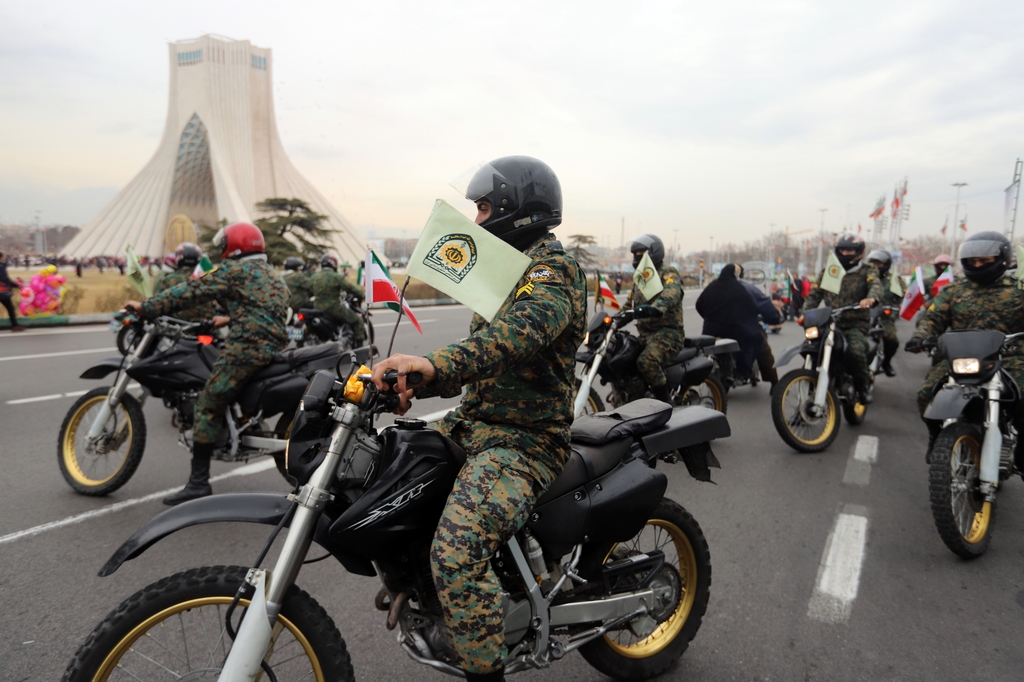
[290,294,375,349]
[574,308,736,417]
[771,305,872,452]
[58,312,372,496]
[921,330,1024,558]
[63,360,731,682]
[867,305,900,376]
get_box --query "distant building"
[63,35,365,263]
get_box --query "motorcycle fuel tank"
[127,339,210,396]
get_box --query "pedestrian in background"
[0,251,25,332]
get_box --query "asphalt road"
[1,304,1022,681]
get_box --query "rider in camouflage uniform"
[128,223,288,505]
[906,232,1024,463]
[282,256,314,314]
[867,249,901,377]
[152,243,220,322]
[310,254,366,345]
[626,234,684,403]
[372,157,585,682]
[923,254,953,303]
[802,233,882,403]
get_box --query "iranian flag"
[191,255,214,279]
[899,266,927,320]
[364,249,422,333]
[597,273,621,310]
[931,267,953,297]
[869,195,886,219]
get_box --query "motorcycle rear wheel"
[580,499,711,680]
[61,565,353,682]
[58,387,147,496]
[771,369,840,453]
[678,375,727,413]
[928,423,994,558]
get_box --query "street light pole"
[815,208,827,274]
[951,182,967,257]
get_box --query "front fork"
[574,326,614,419]
[978,374,1003,498]
[218,405,359,680]
[812,323,835,410]
[85,329,154,441]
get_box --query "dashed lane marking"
[0,347,118,362]
[843,435,878,485]
[0,325,110,338]
[0,458,278,546]
[6,384,140,405]
[808,504,868,624]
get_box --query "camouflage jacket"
[878,274,903,308]
[283,270,314,312]
[802,262,883,329]
[141,256,288,350]
[152,267,221,321]
[420,234,587,458]
[309,270,363,320]
[912,276,1024,356]
[627,265,684,335]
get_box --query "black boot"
[465,668,504,682]
[163,443,214,505]
[855,380,873,405]
[881,359,896,377]
[651,384,672,404]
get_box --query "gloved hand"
[633,304,662,319]
[904,337,927,353]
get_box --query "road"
[1,304,1022,681]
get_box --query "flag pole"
[386,277,412,359]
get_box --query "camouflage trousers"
[637,328,685,389]
[839,324,870,386]
[430,445,565,674]
[193,343,277,445]
[879,320,898,362]
[755,327,778,384]
[327,310,366,345]
[917,356,1024,418]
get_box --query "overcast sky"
[1,0,1022,254]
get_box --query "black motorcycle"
[575,308,736,416]
[921,330,1024,558]
[771,305,872,452]
[63,360,730,681]
[290,294,374,349]
[58,312,371,496]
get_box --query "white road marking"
[808,505,869,624]
[0,347,118,362]
[0,325,110,339]
[6,384,140,405]
[0,458,278,546]
[843,435,878,485]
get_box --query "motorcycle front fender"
[774,343,803,369]
[98,492,375,578]
[80,356,125,379]
[923,383,979,421]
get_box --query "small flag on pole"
[931,267,953,297]
[869,195,886,219]
[900,267,927,320]
[959,215,968,232]
[890,271,903,297]
[819,250,845,295]
[940,218,948,236]
[191,255,214,279]
[597,273,621,310]
[124,245,152,298]
[632,251,664,300]
[364,249,422,333]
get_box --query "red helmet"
[213,222,265,259]
[933,254,953,266]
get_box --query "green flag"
[890,270,903,297]
[819,250,845,295]
[406,199,531,321]
[632,251,663,300]
[191,255,213,279]
[124,244,152,298]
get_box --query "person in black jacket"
[0,251,25,332]
[696,264,763,380]
[737,267,783,386]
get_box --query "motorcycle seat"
[668,348,699,364]
[571,398,674,445]
[252,342,343,380]
[535,438,632,506]
[685,335,717,349]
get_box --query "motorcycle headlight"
[805,327,819,340]
[952,358,980,374]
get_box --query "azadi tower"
[64,35,365,263]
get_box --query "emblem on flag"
[423,233,478,284]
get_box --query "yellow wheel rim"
[603,519,698,658]
[62,395,132,487]
[704,379,724,412]
[94,596,325,681]
[780,376,837,447]
[949,434,991,544]
[965,501,992,544]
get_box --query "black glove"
[904,337,926,353]
[634,304,662,319]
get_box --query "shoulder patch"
[527,265,555,282]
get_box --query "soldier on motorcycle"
[626,234,685,403]
[906,231,1024,464]
[282,256,313,314]
[924,253,954,302]
[152,243,223,323]
[371,156,587,682]
[867,249,900,377]
[801,234,882,404]
[310,253,366,346]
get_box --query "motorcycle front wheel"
[57,387,147,495]
[678,375,728,413]
[928,423,994,558]
[580,499,711,680]
[62,565,354,682]
[771,369,840,453]
[574,378,605,415]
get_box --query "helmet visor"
[959,238,1004,260]
[450,162,510,202]
[212,228,226,249]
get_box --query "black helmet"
[834,233,865,270]
[959,231,1010,285]
[320,254,338,271]
[174,242,202,269]
[866,249,892,276]
[284,257,303,271]
[630,234,665,269]
[461,156,562,250]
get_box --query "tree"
[254,198,335,263]
[566,234,598,267]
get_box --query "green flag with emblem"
[406,199,531,321]
[123,244,152,298]
[819,250,845,295]
[890,270,903,297]
[632,250,664,300]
